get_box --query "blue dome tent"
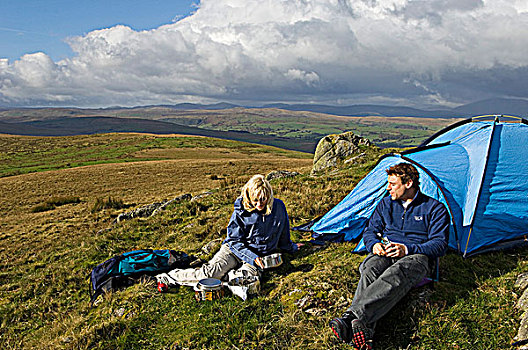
[310,115,528,257]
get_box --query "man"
[329,163,449,349]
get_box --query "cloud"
[1,0,528,108]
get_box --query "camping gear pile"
[309,115,528,257]
[89,250,284,303]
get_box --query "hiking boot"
[329,316,352,344]
[350,319,373,350]
[157,281,169,293]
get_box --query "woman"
[156,174,300,290]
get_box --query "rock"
[201,238,223,255]
[514,311,528,348]
[515,273,528,291]
[114,307,135,319]
[266,170,300,181]
[115,307,127,318]
[517,288,528,311]
[114,193,191,224]
[311,131,373,174]
[61,336,73,343]
[344,152,366,164]
[191,191,213,202]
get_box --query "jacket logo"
[414,216,423,221]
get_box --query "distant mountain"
[2,98,526,118]
[139,98,528,118]
[1,98,526,152]
[264,99,528,118]
[147,102,240,110]
[261,103,455,118]
[452,98,528,117]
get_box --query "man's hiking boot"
[350,319,373,350]
[329,316,352,344]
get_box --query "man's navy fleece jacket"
[363,191,449,258]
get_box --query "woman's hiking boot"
[157,281,169,293]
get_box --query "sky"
[1,0,528,109]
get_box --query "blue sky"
[0,0,527,109]
[0,0,197,61]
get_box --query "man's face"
[387,175,413,200]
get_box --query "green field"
[157,109,460,148]
[0,133,524,349]
[0,134,311,177]
[0,107,463,151]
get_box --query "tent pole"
[463,117,499,257]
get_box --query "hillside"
[0,107,462,151]
[0,133,525,349]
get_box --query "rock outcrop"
[114,193,192,224]
[266,170,300,181]
[311,131,373,174]
[514,273,528,349]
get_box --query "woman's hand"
[254,257,265,269]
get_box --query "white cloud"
[1,0,528,108]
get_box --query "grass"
[0,133,311,178]
[91,197,127,212]
[31,196,81,213]
[0,132,525,349]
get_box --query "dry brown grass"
[0,156,312,242]
[0,134,315,349]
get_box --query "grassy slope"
[98,107,463,148]
[0,133,524,349]
[0,133,311,178]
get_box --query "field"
[0,107,463,151]
[152,108,461,148]
[0,133,525,349]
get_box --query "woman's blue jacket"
[223,197,297,265]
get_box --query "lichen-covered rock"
[191,191,213,202]
[202,238,223,255]
[515,273,528,291]
[114,193,191,223]
[311,131,373,174]
[514,311,528,348]
[517,288,528,311]
[266,170,300,181]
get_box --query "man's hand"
[385,243,406,258]
[373,242,386,256]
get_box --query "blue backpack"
[89,249,190,305]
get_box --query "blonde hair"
[241,174,274,215]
